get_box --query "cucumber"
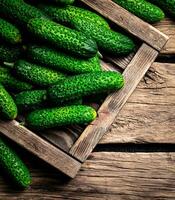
[0,137,31,188]
[39,5,135,55]
[113,0,165,23]
[48,71,124,104]
[39,4,110,29]
[0,44,21,63]
[72,20,135,55]
[15,89,83,112]
[40,0,74,5]
[26,105,97,130]
[0,67,33,92]
[148,0,175,17]
[0,0,46,26]
[27,18,98,58]
[27,45,101,74]
[14,60,66,87]
[0,83,17,120]
[0,18,22,44]
[15,90,47,112]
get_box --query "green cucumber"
[27,45,101,74]
[15,90,47,112]
[14,60,66,87]
[39,4,110,29]
[26,105,97,130]
[39,5,135,55]
[0,137,31,188]
[15,89,82,112]
[148,0,175,17]
[0,67,33,92]
[72,20,135,55]
[0,83,17,120]
[40,0,74,5]
[0,0,46,26]
[0,44,21,63]
[48,71,124,104]
[0,18,22,44]
[27,18,98,58]
[113,0,165,23]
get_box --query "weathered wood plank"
[106,52,135,69]
[41,126,83,152]
[0,152,174,199]
[0,120,81,178]
[80,0,169,51]
[100,62,175,144]
[70,43,158,162]
[154,18,175,54]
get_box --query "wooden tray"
[0,0,169,178]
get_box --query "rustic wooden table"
[0,18,175,199]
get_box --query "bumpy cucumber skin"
[14,60,66,87]
[27,45,101,74]
[40,6,135,55]
[40,5,110,29]
[27,18,98,58]
[48,71,124,104]
[56,0,74,4]
[0,44,21,62]
[0,83,17,120]
[15,90,47,112]
[0,67,33,92]
[113,0,165,23]
[26,105,97,130]
[41,0,74,4]
[148,0,175,17]
[74,20,135,55]
[0,137,31,188]
[0,0,46,26]
[15,89,82,112]
[0,18,22,44]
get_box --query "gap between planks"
[0,152,174,199]
[69,43,159,162]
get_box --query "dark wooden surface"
[0,18,175,199]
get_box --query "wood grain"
[106,52,135,69]
[154,18,175,54]
[41,126,84,153]
[70,43,158,162]
[0,120,81,178]
[100,62,175,144]
[0,152,174,199]
[80,0,169,51]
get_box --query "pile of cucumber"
[0,0,128,188]
[0,0,133,130]
[0,0,173,189]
